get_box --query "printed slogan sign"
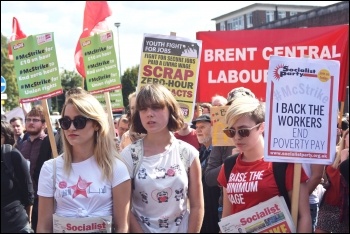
[137,34,202,123]
[81,30,121,94]
[11,33,63,103]
[264,56,340,165]
[93,89,124,112]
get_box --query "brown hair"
[1,120,15,145]
[10,116,24,124]
[131,84,184,133]
[26,105,45,122]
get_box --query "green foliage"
[121,65,139,107]
[1,33,19,111]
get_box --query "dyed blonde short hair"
[225,96,265,127]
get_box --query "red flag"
[8,17,27,60]
[74,1,112,78]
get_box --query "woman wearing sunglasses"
[217,95,311,233]
[36,91,131,233]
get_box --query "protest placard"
[93,89,124,112]
[80,30,121,94]
[211,106,234,146]
[137,34,202,123]
[264,56,340,165]
[11,32,63,103]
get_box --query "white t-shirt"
[38,155,130,217]
[120,137,198,233]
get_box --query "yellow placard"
[211,106,235,146]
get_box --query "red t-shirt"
[324,165,342,207]
[174,130,200,150]
[217,153,308,214]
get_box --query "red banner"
[196,25,349,102]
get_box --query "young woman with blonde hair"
[218,95,311,232]
[37,90,131,233]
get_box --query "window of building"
[227,19,234,30]
[232,16,244,30]
[246,13,253,28]
[220,22,226,31]
[278,11,286,19]
[290,11,298,16]
[227,16,244,30]
[266,11,275,22]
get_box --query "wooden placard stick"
[42,99,58,158]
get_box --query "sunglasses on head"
[223,123,262,138]
[59,116,92,130]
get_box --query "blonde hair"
[333,128,349,169]
[61,92,120,181]
[225,96,265,127]
[128,92,136,102]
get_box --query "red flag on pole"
[74,1,112,78]
[8,17,27,60]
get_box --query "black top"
[1,146,34,232]
[1,147,34,209]
[339,157,349,185]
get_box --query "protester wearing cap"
[192,113,211,126]
[193,113,221,233]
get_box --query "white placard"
[264,56,340,165]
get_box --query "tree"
[121,65,139,107]
[1,33,19,111]
[50,69,83,113]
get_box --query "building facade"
[212,3,318,31]
[212,2,349,31]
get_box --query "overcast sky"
[1,1,340,75]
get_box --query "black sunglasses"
[59,116,92,130]
[223,123,261,138]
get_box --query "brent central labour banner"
[196,25,348,102]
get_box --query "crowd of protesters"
[1,84,348,233]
